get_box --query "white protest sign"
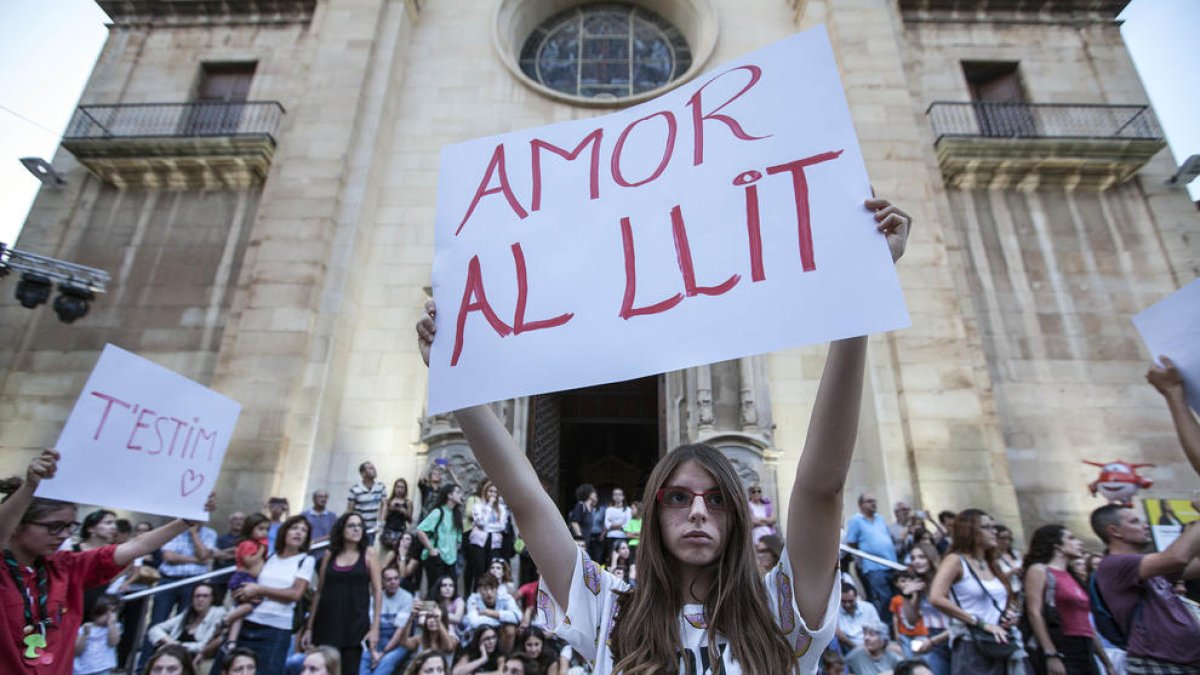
[1132,278,1200,414]
[428,26,910,414]
[38,344,241,520]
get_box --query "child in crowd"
[74,594,122,675]
[221,512,271,647]
[466,572,522,653]
[890,570,928,658]
[488,556,517,597]
[820,649,847,675]
[607,540,636,583]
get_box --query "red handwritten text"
[89,391,220,462]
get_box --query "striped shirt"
[348,481,386,532]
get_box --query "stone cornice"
[96,0,317,26]
[898,0,1130,23]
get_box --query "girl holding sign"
[416,198,911,674]
[1,448,216,675]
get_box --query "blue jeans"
[360,646,409,675]
[237,621,294,675]
[285,651,306,675]
[861,569,895,626]
[922,628,951,675]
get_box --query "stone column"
[782,0,1022,533]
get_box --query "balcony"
[926,102,1165,189]
[61,101,285,189]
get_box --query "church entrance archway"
[527,375,663,510]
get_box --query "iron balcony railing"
[927,101,1163,143]
[63,101,285,142]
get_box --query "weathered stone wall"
[0,185,257,461]
[902,12,1200,540]
[5,0,1196,540]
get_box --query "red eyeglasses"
[655,487,731,511]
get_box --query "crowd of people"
[2,199,1198,675]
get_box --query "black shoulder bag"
[950,559,1018,661]
[290,554,315,633]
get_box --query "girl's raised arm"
[786,198,911,624]
[418,305,579,606]
[0,449,59,549]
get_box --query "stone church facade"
[2,0,1197,542]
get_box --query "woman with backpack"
[1022,525,1114,675]
[416,484,464,588]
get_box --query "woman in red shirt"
[1,449,215,675]
[1022,524,1115,675]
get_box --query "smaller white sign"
[1132,278,1200,414]
[37,344,241,520]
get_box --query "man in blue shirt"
[844,492,899,625]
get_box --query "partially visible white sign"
[427,26,910,415]
[1132,278,1200,414]
[38,344,241,520]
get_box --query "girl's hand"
[865,198,912,262]
[1046,656,1067,675]
[984,622,1008,644]
[417,302,437,367]
[1147,356,1184,397]
[999,610,1018,630]
[183,493,217,526]
[26,448,60,486]
[299,629,313,651]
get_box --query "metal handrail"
[63,101,285,142]
[926,101,1163,142]
[119,530,336,602]
[115,529,346,674]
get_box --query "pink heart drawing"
[180,469,205,497]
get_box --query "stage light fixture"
[1,243,109,323]
[52,284,95,324]
[15,272,53,308]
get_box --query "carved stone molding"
[695,365,715,430]
[738,357,759,431]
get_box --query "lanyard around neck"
[3,549,52,632]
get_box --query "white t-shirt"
[603,506,632,539]
[246,552,316,630]
[73,623,119,674]
[536,548,837,674]
[376,588,414,634]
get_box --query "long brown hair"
[908,542,940,587]
[948,508,1010,595]
[609,444,794,674]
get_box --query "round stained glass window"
[518,4,693,101]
